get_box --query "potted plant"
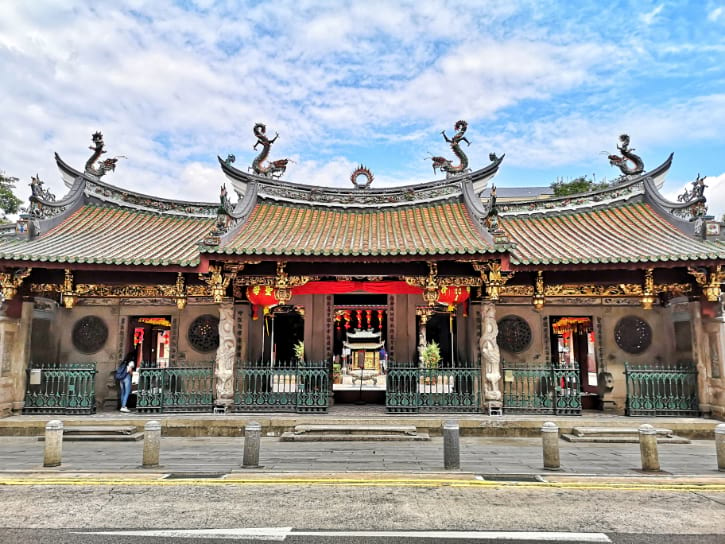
[293,341,305,362]
[332,362,342,384]
[420,340,441,384]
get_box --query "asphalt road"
[0,482,723,541]
[0,529,724,544]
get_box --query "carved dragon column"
[473,261,513,409]
[214,303,236,410]
[479,301,501,406]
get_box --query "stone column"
[541,422,561,470]
[214,303,236,410]
[43,420,63,467]
[479,302,501,407]
[142,420,162,468]
[638,424,660,472]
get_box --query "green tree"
[0,171,22,222]
[550,175,610,197]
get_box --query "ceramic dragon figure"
[251,123,289,179]
[430,120,471,178]
[608,134,644,176]
[84,132,121,178]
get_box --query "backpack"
[114,361,128,381]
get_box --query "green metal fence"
[23,363,97,415]
[386,362,481,413]
[501,362,582,415]
[624,363,699,416]
[235,361,330,413]
[136,365,214,413]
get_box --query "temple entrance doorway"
[127,316,172,368]
[420,312,457,366]
[264,306,304,366]
[332,294,388,404]
[550,316,601,410]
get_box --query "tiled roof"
[212,200,496,257]
[501,202,725,266]
[0,205,214,267]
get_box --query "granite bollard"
[639,424,660,472]
[142,420,162,468]
[443,420,460,470]
[43,420,63,468]
[541,421,560,470]
[242,421,262,468]
[715,423,725,472]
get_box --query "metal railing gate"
[385,362,481,413]
[624,363,699,416]
[23,363,97,415]
[501,362,582,415]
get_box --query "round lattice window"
[71,316,108,354]
[188,314,220,353]
[497,315,532,353]
[614,316,652,354]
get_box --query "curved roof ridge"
[497,153,673,217]
[55,153,219,218]
[218,154,504,209]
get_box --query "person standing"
[117,352,136,413]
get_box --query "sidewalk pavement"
[1,435,722,478]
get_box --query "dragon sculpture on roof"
[608,134,644,176]
[84,132,122,178]
[251,123,289,179]
[430,120,471,178]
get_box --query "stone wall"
[55,300,220,410]
[475,302,674,414]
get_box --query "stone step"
[280,432,430,442]
[38,425,143,442]
[280,424,430,442]
[572,426,673,437]
[561,434,690,444]
[563,426,689,444]
[292,424,418,435]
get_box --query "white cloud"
[0,0,722,227]
[708,7,724,22]
[640,4,664,25]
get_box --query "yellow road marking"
[0,477,723,492]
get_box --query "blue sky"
[0,0,723,217]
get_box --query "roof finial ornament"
[84,132,123,178]
[250,123,289,179]
[350,165,374,189]
[676,173,708,219]
[429,120,471,178]
[607,134,644,176]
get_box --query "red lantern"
[365,309,372,329]
[377,309,384,330]
[437,285,470,311]
[246,285,281,320]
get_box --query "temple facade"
[0,124,723,418]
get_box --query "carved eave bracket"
[688,265,724,302]
[405,262,440,306]
[473,261,514,302]
[0,268,32,301]
[200,264,242,303]
[532,271,545,310]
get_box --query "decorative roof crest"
[84,132,124,178]
[429,120,471,178]
[608,134,644,176]
[250,123,289,179]
[350,165,374,189]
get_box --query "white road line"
[76,528,612,542]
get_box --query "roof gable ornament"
[84,132,123,178]
[675,174,708,220]
[350,165,374,189]
[430,120,471,178]
[608,134,644,177]
[250,123,289,179]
